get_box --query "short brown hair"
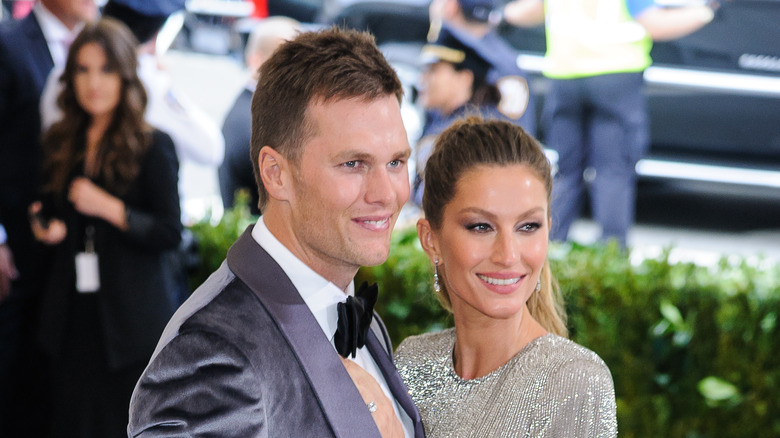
[422,117,568,337]
[250,27,403,211]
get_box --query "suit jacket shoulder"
[0,13,53,92]
[129,228,385,437]
[0,12,55,255]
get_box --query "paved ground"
[163,49,780,267]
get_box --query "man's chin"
[356,246,391,267]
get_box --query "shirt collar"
[34,2,81,47]
[244,78,257,93]
[251,217,354,342]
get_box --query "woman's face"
[73,42,122,122]
[425,164,550,322]
[419,61,472,113]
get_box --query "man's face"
[42,0,98,30]
[285,95,411,283]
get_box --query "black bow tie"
[334,281,378,358]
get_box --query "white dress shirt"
[252,217,413,437]
[33,1,82,68]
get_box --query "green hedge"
[189,204,780,438]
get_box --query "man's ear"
[258,145,291,202]
[416,217,440,264]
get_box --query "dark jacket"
[37,130,182,370]
[0,11,55,286]
[218,87,260,214]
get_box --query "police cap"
[421,26,492,83]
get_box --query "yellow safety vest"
[543,0,652,78]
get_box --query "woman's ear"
[417,217,439,263]
[258,145,290,202]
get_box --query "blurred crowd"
[0,0,225,435]
[0,0,717,436]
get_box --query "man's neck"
[39,0,78,30]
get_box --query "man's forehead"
[300,108,410,161]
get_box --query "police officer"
[413,24,534,205]
[505,0,717,247]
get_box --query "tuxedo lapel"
[365,331,425,437]
[227,227,381,438]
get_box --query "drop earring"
[433,259,441,293]
[535,278,541,292]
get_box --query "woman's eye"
[466,223,492,233]
[518,222,541,232]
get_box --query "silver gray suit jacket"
[128,226,425,437]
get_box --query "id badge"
[75,251,100,293]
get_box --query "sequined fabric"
[395,329,617,437]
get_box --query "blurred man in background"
[429,0,498,39]
[219,16,300,215]
[504,0,717,247]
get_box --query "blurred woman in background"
[30,18,181,437]
[396,117,616,437]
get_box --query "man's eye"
[343,161,359,168]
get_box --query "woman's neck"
[440,87,472,116]
[85,115,111,176]
[89,112,113,136]
[451,305,547,380]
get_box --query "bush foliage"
[189,205,780,438]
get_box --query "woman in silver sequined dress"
[395,117,617,437]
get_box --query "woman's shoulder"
[395,328,455,364]
[528,334,614,391]
[145,129,178,161]
[524,336,617,436]
[149,128,175,149]
[536,334,610,370]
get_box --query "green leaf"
[660,299,684,327]
[698,376,740,401]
